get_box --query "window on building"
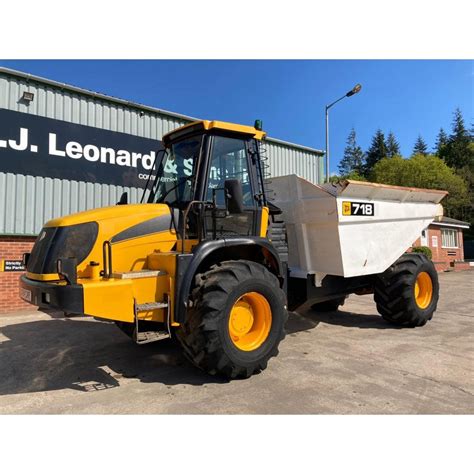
[441,228,458,248]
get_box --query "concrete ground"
[0,271,472,414]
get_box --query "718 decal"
[342,201,374,216]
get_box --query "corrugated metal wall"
[264,140,320,184]
[0,70,322,236]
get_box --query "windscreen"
[151,135,201,206]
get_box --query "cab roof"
[162,120,266,146]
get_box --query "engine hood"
[27,203,177,280]
[44,203,171,228]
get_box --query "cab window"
[206,136,254,206]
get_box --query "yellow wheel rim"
[228,292,272,351]
[414,271,433,309]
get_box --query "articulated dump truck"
[20,120,448,378]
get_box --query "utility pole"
[325,83,362,182]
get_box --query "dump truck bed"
[270,175,447,278]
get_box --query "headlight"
[27,222,99,274]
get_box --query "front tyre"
[176,260,288,379]
[374,253,439,327]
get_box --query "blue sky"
[0,60,472,174]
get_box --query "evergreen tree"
[434,127,449,155]
[436,110,474,232]
[452,108,468,136]
[338,128,366,176]
[440,108,473,169]
[412,135,428,156]
[386,131,400,157]
[364,129,387,175]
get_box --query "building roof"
[432,216,470,229]
[0,66,325,156]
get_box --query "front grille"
[27,222,99,275]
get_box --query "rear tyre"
[310,296,346,312]
[374,253,439,327]
[176,260,288,379]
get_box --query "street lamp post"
[325,83,362,183]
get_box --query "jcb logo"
[342,202,352,216]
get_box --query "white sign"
[432,236,438,248]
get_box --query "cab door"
[204,135,260,238]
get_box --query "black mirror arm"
[117,191,128,206]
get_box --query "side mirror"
[224,179,244,214]
[117,191,128,205]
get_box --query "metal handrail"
[181,200,211,253]
[102,240,113,278]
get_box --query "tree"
[370,154,469,220]
[364,129,387,175]
[439,108,473,169]
[434,127,448,155]
[338,128,366,176]
[386,131,400,157]
[412,135,428,156]
[436,109,474,230]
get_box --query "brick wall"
[0,236,36,314]
[411,225,467,271]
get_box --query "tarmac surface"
[0,271,472,414]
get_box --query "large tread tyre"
[374,253,439,327]
[176,260,288,379]
[311,296,346,312]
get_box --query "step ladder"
[133,294,171,345]
[112,269,167,279]
[134,329,169,345]
[135,301,168,312]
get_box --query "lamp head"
[346,83,362,97]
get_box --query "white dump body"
[270,175,447,278]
